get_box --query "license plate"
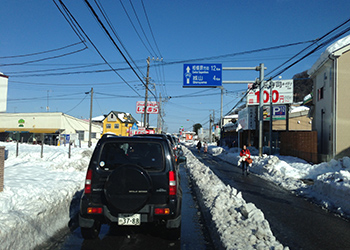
[118,214,141,226]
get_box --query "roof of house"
[107,111,137,124]
[308,34,350,76]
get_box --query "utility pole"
[258,63,264,157]
[209,114,212,143]
[220,86,224,129]
[157,93,162,133]
[88,87,93,148]
[143,57,150,128]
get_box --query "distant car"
[79,135,185,239]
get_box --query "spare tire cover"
[104,164,152,213]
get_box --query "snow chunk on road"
[183,147,287,250]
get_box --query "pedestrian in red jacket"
[240,145,251,175]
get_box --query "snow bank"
[0,142,92,250]
[183,147,286,250]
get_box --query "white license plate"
[118,214,141,226]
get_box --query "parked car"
[79,135,185,239]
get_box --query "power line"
[0,47,88,67]
[83,0,156,99]
[141,0,162,57]
[0,41,85,59]
[55,0,141,97]
[94,0,145,78]
[128,0,157,56]
[118,0,153,55]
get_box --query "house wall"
[312,59,334,158]
[103,113,132,136]
[335,51,350,158]
[273,116,312,131]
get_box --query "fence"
[280,131,318,163]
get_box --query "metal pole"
[258,63,264,157]
[209,114,212,143]
[269,81,273,155]
[220,87,223,129]
[143,57,150,128]
[88,87,93,148]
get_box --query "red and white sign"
[247,80,293,105]
[136,101,159,114]
[131,127,155,135]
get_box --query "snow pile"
[0,142,92,250]
[183,147,287,250]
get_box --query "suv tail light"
[169,171,177,196]
[85,169,92,194]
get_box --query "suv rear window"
[99,141,164,171]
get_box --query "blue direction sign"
[183,64,222,88]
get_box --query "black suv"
[79,135,185,239]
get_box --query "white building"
[0,112,101,145]
[308,34,350,161]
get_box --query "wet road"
[36,165,213,250]
[193,150,350,250]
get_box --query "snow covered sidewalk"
[0,142,92,250]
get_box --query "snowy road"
[36,164,214,250]
[192,149,350,250]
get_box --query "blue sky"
[1,0,350,133]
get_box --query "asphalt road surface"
[193,150,350,250]
[36,164,214,250]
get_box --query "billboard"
[136,101,159,114]
[247,80,293,105]
[183,64,222,88]
[238,107,256,130]
[0,74,8,112]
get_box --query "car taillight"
[154,208,170,215]
[169,171,177,196]
[87,207,103,214]
[85,169,92,194]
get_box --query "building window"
[91,132,97,139]
[318,87,324,101]
[106,124,111,129]
[125,123,128,127]
[77,131,84,141]
[111,114,114,119]
[114,124,119,129]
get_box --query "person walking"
[203,141,208,153]
[197,140,202,153]
[239,145,251,175]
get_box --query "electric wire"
[0,42,85,59]
[0,47,88,67]
[118,0,153,55]
[83,0,156,98]
[128,0,158,56]
[141,0,162,57]
[56,0,141,97]
[64,94,89,113]
[94,0,146,78]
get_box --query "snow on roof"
[290,105,309,113]
[308,34,350,76]
[92,115,105,122]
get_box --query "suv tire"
[104,164,152,213]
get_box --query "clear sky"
[1,0,350,133]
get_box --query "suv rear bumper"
[79,197,181,228]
